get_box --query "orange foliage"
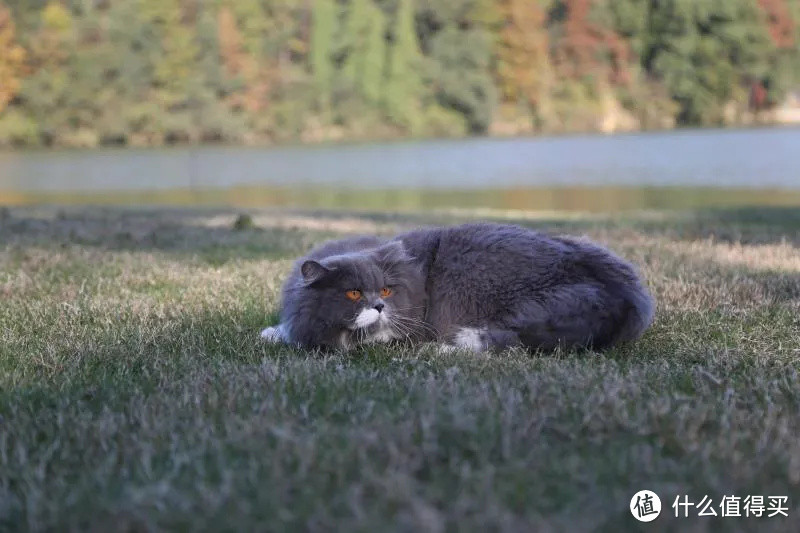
[0,3,27,113]
[496,0,549,107]
[218,6,246,77]
[218,5,271,113]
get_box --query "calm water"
[1,127,799,210]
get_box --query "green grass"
[1,205,799,532]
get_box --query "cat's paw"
[428,328,488,355]
[451,327,488,352]
[435,344,458,354]
[260,325,286,344]
[415,342,456,356]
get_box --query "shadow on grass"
[2,205,799,261]
[500,206,800,246]
[0,206,341,263]
[646,205,800,246]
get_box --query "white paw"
[260,325,286,343]
[452,327,487,352]
[436,344,458,354]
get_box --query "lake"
[1,127,799,211]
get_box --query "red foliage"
[757,0,795,48]
[750,81,768,110]
[554,0,631,86]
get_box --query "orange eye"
[381,287,393,298]
[345,290,362,301]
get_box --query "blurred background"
[0,0,799,211]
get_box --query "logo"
[631,490,662,522]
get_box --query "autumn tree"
[758,0,795,47]
[11,1,75,145]
[756,0,800,106]
[218,6,247,79]
[550,0,631,86]
[0,3,26,113]
[495,0,551,113]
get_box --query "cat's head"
[282,241,426,349]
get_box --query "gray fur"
[262,223,654,353]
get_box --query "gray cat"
[260,222,654,353]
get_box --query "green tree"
[342,0,386,103]
[419,0,496,133]
[310,0,336,110]
[646,0,775,124]
[139,0,199,107]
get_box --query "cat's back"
[439,222,562,251]
[435,222,572,267]
[421,222,646,291]
[304,234,388,261]
[406,222,574,293]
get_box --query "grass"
[1,205,799,532]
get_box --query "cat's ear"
[373,240,413,268]
[301,260,333,284]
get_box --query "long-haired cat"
[260,223,654,353]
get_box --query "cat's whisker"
[394,318,418,335]
[392,318,436,336]
[389,320,415,344]
[392,313,435,328]
[390,315,439,338]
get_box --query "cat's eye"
[345,290,362,301]
[381,287,393,298]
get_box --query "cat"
[260,222,654,353]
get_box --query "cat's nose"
[373,302,385,313]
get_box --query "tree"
[0,3,26,114]
[2,0,800,146]
[550,0,631,86]
[342,0,386,103]
[756,0,800,106]
[419,0,496,133]
[139,0,199,107]
[13,1,75,145]
[758,0,795,47]
[310,0,336,109]
[495,0,551,112]
[646,0,776,124]
[384,0,426,131]
[218,6,247,79]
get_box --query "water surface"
[1,127,798,211]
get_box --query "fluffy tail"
[565,236,655,346]
[614,282,655,344]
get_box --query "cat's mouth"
[351,308,388,330]
[349,308,396,343]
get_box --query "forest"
[0,0,799,148]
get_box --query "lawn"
[1,205,799,532]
